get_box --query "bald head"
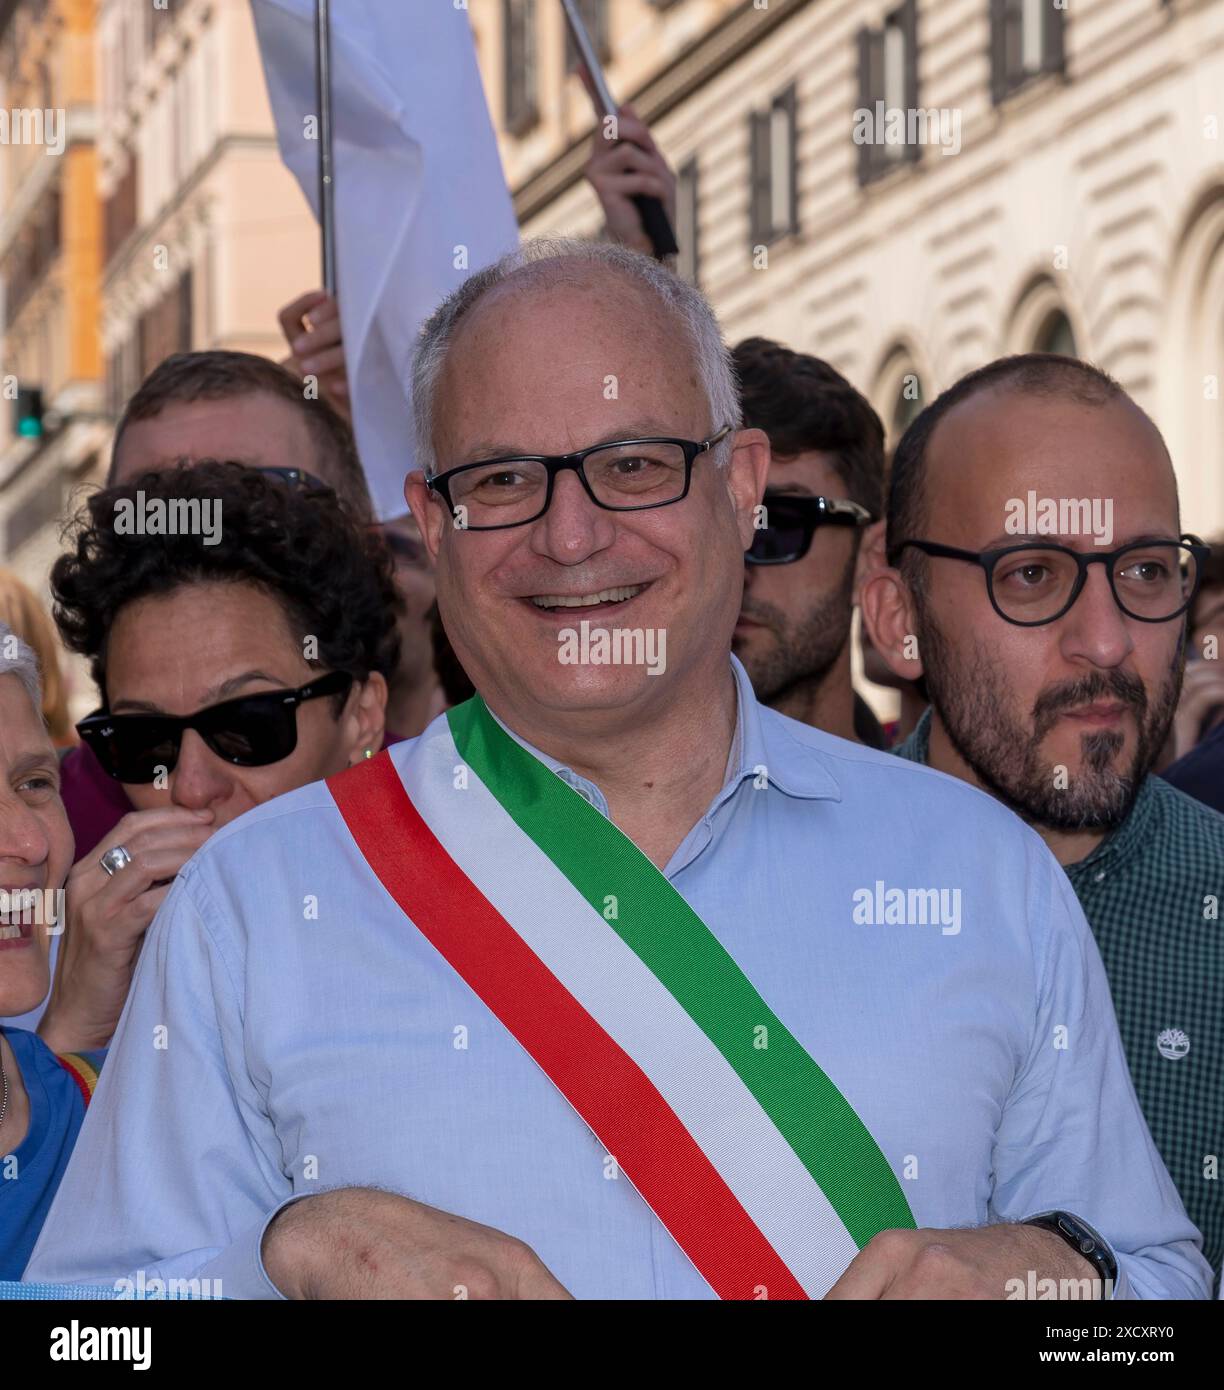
[412,238,740,480]
[887,354,1175,562]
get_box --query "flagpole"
[315,0,337,293]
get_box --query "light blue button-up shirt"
[25,659,1210,1298]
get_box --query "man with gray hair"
[30,242,1209,1299]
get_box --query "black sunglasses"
[746,493,875,566]
[76,671,354,784]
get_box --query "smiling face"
[911,386,1184,831]
[104,581,382,829]
[735,451,861,703]
[407,267,766,734]
[0,674,73,1015]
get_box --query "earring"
[363,748,374,759]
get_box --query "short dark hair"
[732,336,884,516]
[887,353,1129,584]
[110,350,372,520]
[52,460,400,701]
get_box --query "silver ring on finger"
[100,844,134,877]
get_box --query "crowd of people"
[0,113,1222,1301]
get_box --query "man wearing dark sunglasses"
[861,352,1224,1289]
[732,338,885,744]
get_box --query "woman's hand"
[37,807,215,1053]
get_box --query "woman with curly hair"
[31,460,401,1055]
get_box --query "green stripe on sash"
[448,697,915,1247]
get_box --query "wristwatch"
[1024,1211,1117,1296]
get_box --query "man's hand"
[38,807,215,1053]
[583,103,677,257]
[278,289,351,423]
[823,1224,1100,1300]
[262,1188,573,1300]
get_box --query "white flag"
[251,0,520,520]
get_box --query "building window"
[856,0,919,187]
[892,373,925,437]
[990,0,1065,104]
[749,84,798,251]
[502,0,538,135]
[104,154,139,267]
[152,0,177,43]
[1035,309,1077,357]
[177,269,194,354]
[564,0,610,72]
[675,157,699,285]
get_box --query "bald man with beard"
[861,352,1224,1290]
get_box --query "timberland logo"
[0,107,66,156]
[557,620,667,676]
[1004,492,1114,546]
[113,492,222,545]
[851,881,962,935]
[852,103,963,157]
[1156,1028,1189,1061]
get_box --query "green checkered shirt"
[896,709,1224,1289]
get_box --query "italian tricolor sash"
[327,697,913,1299]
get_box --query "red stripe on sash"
[328,753,806,1300]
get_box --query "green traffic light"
[17,416,43,439]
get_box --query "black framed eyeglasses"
[746,492,875,566]
[76,670,354,784]
[888,534,1209,627]
[426,425,733,532]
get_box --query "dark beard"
[734,555,857,705]
[919,612,1182,833]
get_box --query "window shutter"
[780,84,799,235]
[676,157,699,285]
[1043,0,1066,76]
[989,0,1008,104]
[749,108,771,247]
[902,0,920,165]
[856,26,883,185]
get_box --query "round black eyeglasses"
[888,535,1209,627]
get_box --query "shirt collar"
[893,706,1156,876]
[487,655,841,812]
[1064,774,1160,876]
